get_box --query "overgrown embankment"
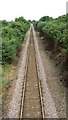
[33,15,68,86]
[1,17,30,97]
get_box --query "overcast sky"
[0,0,67,21]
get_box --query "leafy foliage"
[2,17,30,64]
[33,15,68,53]
[39,16,53,22]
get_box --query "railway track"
[6,24,58,119]
[19,28,45,119]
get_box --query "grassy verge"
[2,64,11,96]
[0,64,11,114]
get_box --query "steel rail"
[19,25,45,119]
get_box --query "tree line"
[1,17,30,64]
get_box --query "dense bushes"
[33,15,68,86]
[33,15,68,53]
[2,17,30,64]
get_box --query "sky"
[0,0,67,21]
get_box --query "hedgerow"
[2,17,30,64]
[33,15,68,53]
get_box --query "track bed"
[22,30,42,118]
